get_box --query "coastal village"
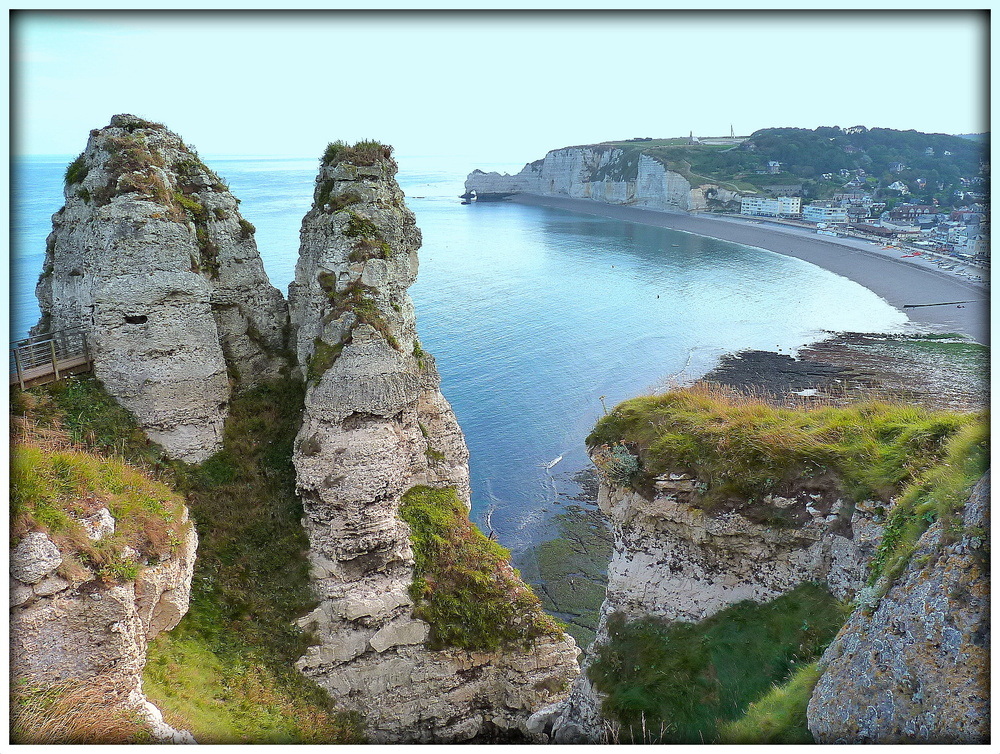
[687,130,989,276]
[736,190,988,275]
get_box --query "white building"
[802,203,848,224]
[740,195,802,217]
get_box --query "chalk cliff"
[34,114,289,462]
[807,474,989,743]
[464,146,739,211]
[11,502,198,743]
[288,143,579,742]
[542,472,881,742]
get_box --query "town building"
[802,202,848,224]
[740,195,802,217]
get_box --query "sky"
[10,9,990,164]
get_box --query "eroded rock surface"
[807,474,990,743]
[10,513,198,743]
[551,475,883,742]
[34,114,289,461]
[290,144,578,742]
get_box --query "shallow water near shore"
[11,155,909,560]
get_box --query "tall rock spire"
[34,114,290,461]
[289,141,579,742]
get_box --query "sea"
[10,154,908,563]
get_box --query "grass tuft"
[716,661,822,743]
[321,139,393,167]
[589,383,986,511]
[64,153,89,185]
[11,678,153,744]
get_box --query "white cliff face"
[34,114,290,462]
[550,475,884,743]
[464,146,737,211]
[290,146,578,742]
[10,513,198,743]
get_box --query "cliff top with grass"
[588,384,986,509]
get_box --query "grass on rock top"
[11,376,362,743]
[321,139,393,167]
[588,384,986,511]
[400,485,566,653]
[590,384,988,606]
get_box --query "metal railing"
[10,326,92,389]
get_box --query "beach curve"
[509,194,989,346]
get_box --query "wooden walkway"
[10,327,93,389]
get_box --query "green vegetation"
[399,485,565,652]
[321,139,393,167]
[412,339,428,369]
[10,437,189,584]
[306,337,345,383]
[716,661,822,744]
[863,418,988,598]
[12,377,363,743]
[315,180,361,213]
[172,191,219,277]
[344,211,393,262]
[588,384,986,513]
[116,116,165,132]
[172,191,208,223]
[64,153,89,185]
[588,583,849,743]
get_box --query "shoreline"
[508,193,989,345]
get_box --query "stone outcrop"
[289,144,578,742]
[550,473,884,742]
[464,146,740,212]
[10,512,198,743]
[807,474,990,743]
[34,114,290,462]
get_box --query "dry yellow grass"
[10,678,152,744]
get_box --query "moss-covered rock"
[400,485,564,652]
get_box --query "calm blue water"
[10,155,908,556]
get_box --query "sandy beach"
[512,194,990,345]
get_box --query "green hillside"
[594,126,987,204]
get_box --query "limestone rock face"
[464,146,738,211]
[807,474,990,743]
[34,114,290,462]
[10,512,198,742]
[552,476,883,742]
[290,146,578,742]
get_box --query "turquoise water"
[11,155,907,556]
